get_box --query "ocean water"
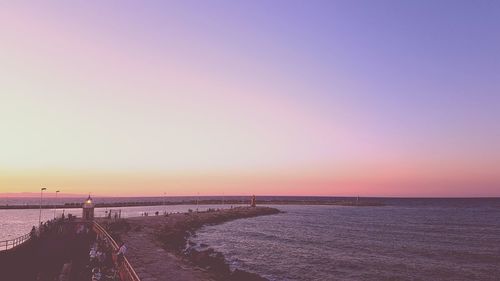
[192,199,500,281]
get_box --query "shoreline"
[102,206,281,281]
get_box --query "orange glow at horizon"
[1,161,498,197]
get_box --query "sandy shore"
[99,206,281,281]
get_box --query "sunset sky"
[1,1,499,197]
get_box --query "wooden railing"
[0,232,31,251]
[93,221,141,281]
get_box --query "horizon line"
[0,193,499,199]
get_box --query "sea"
[1,197,500,280]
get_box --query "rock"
[188,248,230,275]
[230,269,269,281]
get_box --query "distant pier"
[0,198,385,209]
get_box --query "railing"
[93,221,141,281]
[0,232,31,251]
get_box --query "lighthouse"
[82,195,95,220]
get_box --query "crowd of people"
[140,211,170,216]
[30,215,75,241]
[87,235,121,281]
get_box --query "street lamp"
[53,190,60,219]
[39,187,47,226]
[196,192,199,212]
[163,192,167,215]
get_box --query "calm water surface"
[193,201,500,281]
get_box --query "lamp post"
[39,187,47,226]
[54,190,60,219]
[196,192,199,212]
[163,192,167,214]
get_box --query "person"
[98,251,106,264]
[92,267,102,281]
[30,226,37,239]
[116,241,127,264]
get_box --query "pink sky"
[0,2,499,197]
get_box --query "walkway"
[117,216,214,281]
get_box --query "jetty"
[102,206,281,281]
[0,197,385,210]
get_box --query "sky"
[0,1,499,197]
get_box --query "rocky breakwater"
[104,206,281,281]
[156,207,281,281]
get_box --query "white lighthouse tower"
[82,195,95,220]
